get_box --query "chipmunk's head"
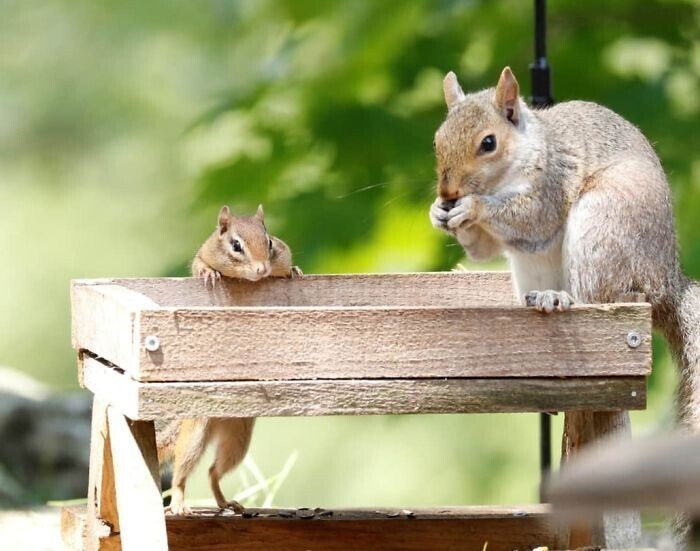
[434,67,527,201]
[215,204,273,281]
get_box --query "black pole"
[530,0,553,500]
[530,0,553,108]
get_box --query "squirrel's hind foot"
[525,290,574,313]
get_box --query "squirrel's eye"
[231,239,243,253]
[479,134,497,153]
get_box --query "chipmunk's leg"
[208,418,255,514]
[168,419,210,515]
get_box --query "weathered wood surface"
[72,274,652,382]
[71,283,157,377]
[81,356,646,419]
[107,271,516,308]
[107,410,167,550]
[86,399,119,551]
[134,303,651,382]
[62,504,563,551]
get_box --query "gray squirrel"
[430,67,700,433]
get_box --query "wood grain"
[71,282,157,378]
[81,356,646,419]
[85,399,119,551]
[110,271,516,308]
[135,303,651,382]
[62,504,563,551]
[72,275,651,382]
[107,410,167,551]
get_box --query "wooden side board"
[105,272,517,308]
[81,356,646,419]
[62,504,565,551]
[134,303,651,382]
[72,274,652,382]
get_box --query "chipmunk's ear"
[218,205,232,235]
[443,71,465,109]
[255,204,265,222]
[495,66,520,125]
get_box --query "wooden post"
[107,408,168,551]
[86,398,119,550]
[560,293,646,549]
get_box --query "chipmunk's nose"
[255,263,271,277]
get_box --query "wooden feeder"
[61,272,651,550]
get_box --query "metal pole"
[529,0,553,499]
[530,0,553,108]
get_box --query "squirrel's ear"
[443,71,465,109]
[495,67,520,125]
[255,204,265,221]
[218,205,232,235]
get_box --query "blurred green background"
[1,0,698,508]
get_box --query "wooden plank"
[107,409,167,551]
[133,303,650,382]
[109,271,516,308]
[62,504,564,551]
[71,282,158,377]
[85,399,119,551]
[81,356,646,420]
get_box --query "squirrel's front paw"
[291,266,303,278]
[196,265,221,288]
[446,196,482,230]
[524,290,574,313]
[429,198,455,232]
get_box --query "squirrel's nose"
[438,181,462,202]
[255,263,271,276]
[439,188,461,202]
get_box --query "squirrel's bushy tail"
[662,276,700,431]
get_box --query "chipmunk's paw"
[524,290,574,313]
[197,266,221,288]
[166,502,192,516]
[291,266,303,278]
[221,500,245,515]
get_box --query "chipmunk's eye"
[231,239,243,253]
[479,134,497,153]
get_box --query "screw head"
[626,331,642,349]
[144,335,160,352]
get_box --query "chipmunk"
[158,204,301,515]
[430,67,699,435]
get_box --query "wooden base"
[62,504,565,551]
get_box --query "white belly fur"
[505,240,567,303]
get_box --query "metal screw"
[626,331,642,349]
[144,335,160,352]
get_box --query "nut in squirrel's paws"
[197,266,221,288]
[525,290,574,313]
